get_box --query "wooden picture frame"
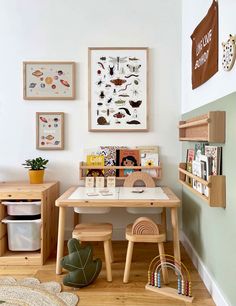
[23,61,75,100]
[88,47,149,132]
[36,112,64,150]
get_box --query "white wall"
[0,0,182,238]
[182,0,236,113]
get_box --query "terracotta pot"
[28,170,45,184]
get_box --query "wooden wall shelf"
[179,163,226,208]
[79,162,162,180]
[0,181,59,265]
[178,111,225,142]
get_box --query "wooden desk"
[55,186,181,274]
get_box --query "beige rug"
[0,277,79,305]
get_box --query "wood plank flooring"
[0,241,215,306]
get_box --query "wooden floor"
[0,241,215,306]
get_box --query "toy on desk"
[60,238,102,288]
[145,254,194,303]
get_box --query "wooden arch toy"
[145,254,194,303]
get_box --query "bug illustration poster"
[89,48,148,131]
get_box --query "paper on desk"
[68,187,119,200]
[118,187,169,200]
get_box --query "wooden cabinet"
[178,111,225,142]
[79,162,162,180]
[178,163,225,207]
[0,181,59,265]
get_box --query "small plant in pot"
[22,157,49,184]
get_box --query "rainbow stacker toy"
[145,254,194,303]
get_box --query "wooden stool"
[72,223,113,282]
[123,217,168,284]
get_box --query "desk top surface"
[56,186,180,208]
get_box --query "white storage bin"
[2,216,41,251]
[74,207,111,214]
[2,200,41,216]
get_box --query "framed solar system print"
[23,62,75,100]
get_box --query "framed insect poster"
[36,112,64,150]
[88,47,148,131]
[23,62,75,100]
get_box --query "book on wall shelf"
[192,160,203,194]
[194,142,208,161]
[185,162,193,186]
[205,145,222,175]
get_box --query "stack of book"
[185,143,222,197]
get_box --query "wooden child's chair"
[122,172,168,284]
[72,206,113,282]
[72,222,113,282]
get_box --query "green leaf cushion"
[61,238,102,288]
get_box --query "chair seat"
[73,223,113,241]
[125,224,166,243]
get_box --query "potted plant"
[22,157,49,184]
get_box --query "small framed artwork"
[88,47,148,132]
[36,112,64,150]
[23,61,75,100]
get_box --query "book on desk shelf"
[86,155,104,177]
[100,146,120,177]
[116,149,140,177]
[137,146,159,177]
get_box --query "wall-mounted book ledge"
[178,111,225,142]
[178,163,226,208]
[79,162,162,180]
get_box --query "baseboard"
[181,231,230,306]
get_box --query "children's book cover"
[194,143,208,161]
[192,160,203,194]
[140,152,159,177]
[118,149,140,177]
[204,145,221,175]
[185,162,193,186]
[186,149,195,163]
[100,146,121,177]
[86,155,104,177]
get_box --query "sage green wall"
[182,92,236,306]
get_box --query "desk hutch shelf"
[178,111,225,142]
[0,181,59,265]
[79,162,162,180]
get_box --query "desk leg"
[171,207,181,263]
[56,206,66,274]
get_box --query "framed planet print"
[36,112,64,150]
[88,47,148,132]
[23,62,75,100]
